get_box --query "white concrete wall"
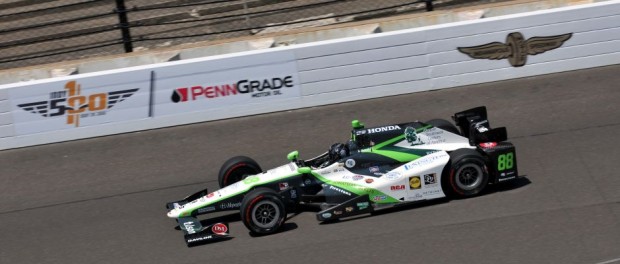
[292,1,620,107]
[0,0,619,150]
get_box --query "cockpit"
[297,140,354,169]
[289,119,409,175]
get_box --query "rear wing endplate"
[453,106,508,144]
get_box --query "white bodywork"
[167,125,474,218]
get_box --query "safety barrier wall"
[1,0,619,150]
[295,0,620,104]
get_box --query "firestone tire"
[240,188,286,235]
[444,149,488,198]
[425,119,460,135]
[218,156,262,188]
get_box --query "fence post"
[115,0,133,53]
[243,0,251,29]
[425,0,434,11]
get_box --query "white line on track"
[595,257,620,264]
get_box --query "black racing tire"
[425,119,460,135]
[218,156,262,188]
[443,149,488,198]
[240,188,286,235]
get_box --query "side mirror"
[297,167,312,174]
[352,119,364,129]
[287,150,299,161]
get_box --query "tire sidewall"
[241,188,286,235]
[445,150,488,198]
[218,156,262,188]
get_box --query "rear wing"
[452,106,508,145]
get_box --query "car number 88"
[497,153,514,171]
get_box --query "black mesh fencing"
[0,0,441,70]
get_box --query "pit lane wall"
[0,1,619,150]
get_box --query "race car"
[166,106,518,246]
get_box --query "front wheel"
[218,156,262,188]
[444,149,488,198]
[240,188,286,235]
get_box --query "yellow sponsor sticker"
[409,176,421,189]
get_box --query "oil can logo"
[457,32,572,67]
[17,81,138,127]
[409,176,421,190]
[211,223,228,235]
[171,76,294,103]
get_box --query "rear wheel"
[218,156,262,188]
[444,149,488,198]
[240,188,286,235]
[425,119,460,135]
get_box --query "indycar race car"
[166,106,519,246]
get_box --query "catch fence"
[0,0,441,70]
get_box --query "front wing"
[178,217,230,247]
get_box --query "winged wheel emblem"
[457,32,572,67]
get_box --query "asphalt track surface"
[1,64,620,264]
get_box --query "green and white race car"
[166,106,518,246]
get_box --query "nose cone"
[167,209,179,218]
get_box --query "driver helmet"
[328,143,349,162]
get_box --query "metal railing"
[0,0,438,70]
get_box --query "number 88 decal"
[497,152,514,171]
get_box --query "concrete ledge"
[273,23,381,47]
[179,38,275,60]
[77,51,180,73]
[0,67,76,85]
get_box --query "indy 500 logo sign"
[16,81,139,127]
